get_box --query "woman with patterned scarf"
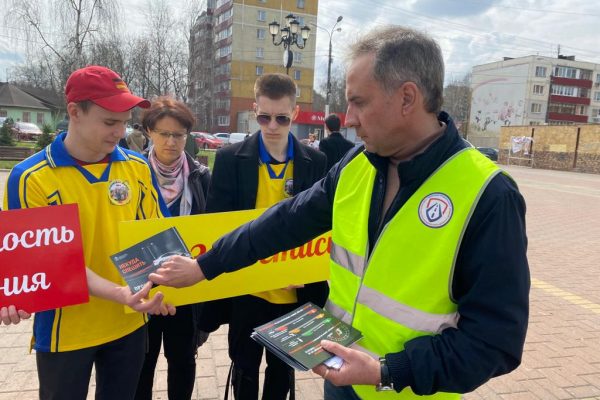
[135,96,211,400]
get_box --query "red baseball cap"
[65,65,150,112]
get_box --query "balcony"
[547,112,588,123]
[549,95,590,105]
[551,76,593,89]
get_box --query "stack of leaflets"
[110,227,190,293]
[251,302,363,371]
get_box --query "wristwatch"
[376,356,395,392]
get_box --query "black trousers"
[135,305,197,400]
[36,325,147,400]
[229,295,297,400]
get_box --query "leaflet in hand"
[110,227,190,293]
[251,302,362,371]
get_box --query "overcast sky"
[1,0,599,88]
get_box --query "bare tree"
[4,0,120,94]
[317,65,347,114]
[443,73,472,134]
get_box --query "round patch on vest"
[108,180,131,205]
[284,178,294,198]
[418,193,453,228]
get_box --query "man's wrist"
[376,356,394,392]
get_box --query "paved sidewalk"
[1,165,600,399]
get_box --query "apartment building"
[188,0,318,133]
[469,55,600,136]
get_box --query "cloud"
[412,0,496,17]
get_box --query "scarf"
[148,146,193,216]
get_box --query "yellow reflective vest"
[327,148,501,399]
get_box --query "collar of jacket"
[362,111,466,188]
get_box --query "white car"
[214,132,230,144]
[229,132,249,144]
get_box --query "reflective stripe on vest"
[328,148,501,399]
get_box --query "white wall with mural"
[469,63,529,135]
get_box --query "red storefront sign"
[294,111,346,126]
[0,204,89,313]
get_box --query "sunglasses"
[256,114,292,126]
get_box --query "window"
[217,115,230,126]
[256,65,264,75]
[297,0,305,8]
[256,47,264,58]
[296,87,301,97]
[593,92,600,102]
[596,74,600,84]
[548,103,575,114]
[530,103,542,113]
[553,66,577,79]
[296,16,304,25]
[294,70,301,80]
[576,105,587,115]
[257,10,266,21]
[22,112,30,122]
[257,28,266,40]
[535,66,546,77]
[218,45,232,58]
[294,52,302,63]
[551,84,576,97]
[37,113,44,125]
[216,8,233,24]
[533,85,544,95]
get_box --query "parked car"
[191,132,224,149]
[214,132,230,144]
[229,132,249,145]
[12,122,43,141]
[477,147,499,161]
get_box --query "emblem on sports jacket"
[418,193,453,228]
[108,180,131,205]
[284,178,294,198]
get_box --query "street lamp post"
[268,14,311,75]
[312,16,343,136]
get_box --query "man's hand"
[149,255,205,288]
[0,306,31,325]
[312,340,381,386]
[118,282,176,316]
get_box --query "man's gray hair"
[347,26,444,114]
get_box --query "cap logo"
[418,193,453,228]
[113,78,129,92]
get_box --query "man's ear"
[398,82,418,114]
[67,102,80,121]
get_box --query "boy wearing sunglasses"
[200,73,329,399]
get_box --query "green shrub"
[0,121,15,146]
[36,123,55,150]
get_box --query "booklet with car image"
[110,227,190,293]
[251,302,363,371]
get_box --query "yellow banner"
[118,209,330,311]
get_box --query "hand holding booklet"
[251,302,363,371]
[110,227,190,293]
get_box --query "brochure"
[251,302,363,371]
[110,227,190,293]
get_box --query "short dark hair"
[325,114,341,132]
[141,96,195,133]
[76,100,93,113]
[254,73,297,104]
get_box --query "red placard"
[0,204,89,313]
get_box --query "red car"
[192,132,224,149]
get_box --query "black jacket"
[198,113,529,395]
[318,131,355,171]
[198,132,329,330]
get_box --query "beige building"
[188,0,318,133]
[469,55,600,138]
